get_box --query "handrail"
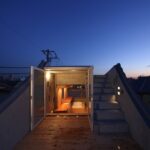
[0,67,29,74]
[114,63,150,127]
[0,60,47,113]
[0,67,30,68]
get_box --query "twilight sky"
[0,0,150,77]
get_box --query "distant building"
[138,76,150,109]
[128,76,150,109]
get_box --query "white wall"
[55,73,87,85]
[0,85,30,150]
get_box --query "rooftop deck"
[15,116,141,150]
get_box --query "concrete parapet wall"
[0,84,30,150]
[0,61,47,150]
[106,64,150,150]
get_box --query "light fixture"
[117,86,121,96]
[45,71,51,82]
[71,69,76,72]
[117,86,120,90]
[117,91,121,95]
[117,145,121,150]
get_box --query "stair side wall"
[106,64,150,150]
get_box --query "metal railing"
[0,66,30,81]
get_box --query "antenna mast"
[41,49,59,66]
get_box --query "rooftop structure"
[0,62,149,150]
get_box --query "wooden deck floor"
[15,116,141,150]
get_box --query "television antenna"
[41,49,59,66]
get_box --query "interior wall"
[64,87,68,98]
[55,73,87,85]
[45,68,93,114]
[46,74,55,113]
[57,87,63,108]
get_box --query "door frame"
[30,66,45,130]
[44,66,93,116]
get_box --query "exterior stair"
[93,75,129,135]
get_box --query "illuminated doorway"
[30,66,93,130]
[44,66,93,115]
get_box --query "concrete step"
[100,94,116,101]
[94,83,103,88]
[94,75,106,83]
[94,94,116,102]
[94,75,106,79]
[94,83,112,89]
[93,88,102,94]
[93,94,114,101]
[94,120,129,134]
[93,95,100,101]
[103,88,114,94]
[93,89,114,95]
[103,83,112,88]
[94,78,105,83]
[96,110,124,120]
[94,101,120,110]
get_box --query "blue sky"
[0,0,150,77]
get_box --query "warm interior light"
[72,102,85,109]
[64,87,68,98]
[45,71,51,81]
[110,95,117,103]
[117,145,121,150]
